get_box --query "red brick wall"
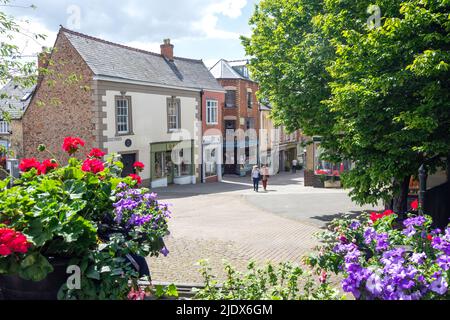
[217,79,260,136]
[22,32,95,162]
[202,90,225,134]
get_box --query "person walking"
[251,165,261,192]
[261,165,270,192]
[292,159,298,174]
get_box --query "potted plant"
[306,200,450,300]
[0,137,171,300]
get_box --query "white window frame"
[167,97,181,132]
[116,97,131,135]
[206,100,218,125]
[0,121,10,134]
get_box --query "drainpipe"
[200,90,205,183]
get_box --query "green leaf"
[18,253,54,281]
[63,180,87,200]
[86,268,101,280]
[166,283,179,297]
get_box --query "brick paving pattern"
[147,172,380,284]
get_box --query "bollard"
[418,164,427,216]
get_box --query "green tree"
[0,0,46,119]
[243,0,450,212]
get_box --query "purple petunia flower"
[436,255,450,271]
[350,221,361,230]
[160,246,169,257]
[411,252,427,265]
[364,227,377,245]
[366,273,383,296]
[430,276,448,295]
[403,216,427,227]
[402,225,417,237]
[375,233,390,251]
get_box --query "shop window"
[314,142,352,176]
[154,152,165,179]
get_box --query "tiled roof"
[61,28,224,92]
[0,81,35,120]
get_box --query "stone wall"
[22,31,95,162]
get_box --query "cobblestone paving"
[147,172,380,284]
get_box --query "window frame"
[0,121,10,134]
[225,90,236,108]
[247,92,253,109]
[167,97,181,132]
[206,99,218,125]
[115,96,133,136]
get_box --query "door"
[121,153,136,177]
[165,151,174,184]
[224,120,237,175]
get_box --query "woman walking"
[261,165,270,191]
[251,165,261,192]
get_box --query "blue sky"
[3,0,259,67]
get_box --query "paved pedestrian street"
[147,171,382,285]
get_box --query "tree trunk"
[447,153,450,182]
[392,176,411,217]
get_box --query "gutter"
[93,75,202,92]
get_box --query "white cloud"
[193,0,247,39]
[0,16,56,61]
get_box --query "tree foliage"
[243,0,450,207]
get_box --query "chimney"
[160,39,174,61]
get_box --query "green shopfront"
[150,140,195,188]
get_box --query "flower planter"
[0,257,69,300]
[324,180,341,188]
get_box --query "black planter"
[0,257,70,300]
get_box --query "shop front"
[150,140,195,188]
[304,136,352,188]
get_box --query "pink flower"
[88,148,106,159]
[319,270,328,284]
[81,158,105,174]
[411,199,419,211]
[127,287,146,300]
[62,137,85,155]
[39,159,58,175]
[129,174,142,185]
[133,161,145,173]
[19,158,41,173]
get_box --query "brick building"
[22,26,224,188]
[210,59,260,175]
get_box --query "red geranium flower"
[411,199,419,211]
[133,162,145,170]
[129,174,142,185]
[81,158,105,174]
[88,148,106,159]
[62,137,85,155]
[427,234,433,241]
[19,158,41,173]
[0,229,31,256]
[370,210,394,223]
[39,159,58,175]
[0,244,11,256]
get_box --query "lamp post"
[418,164,427,216]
